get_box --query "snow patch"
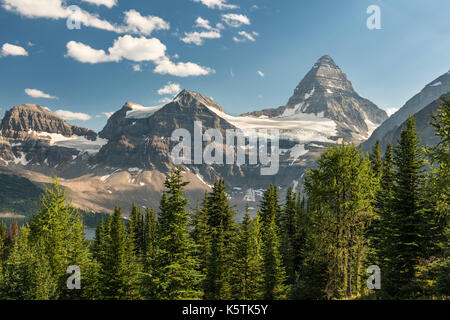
[126,104,164,119]
[28,130,107,154]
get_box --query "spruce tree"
[303,143,375,299]
[279,187,297,287]
[230,204,263,299]
[259,185,287,300]
[150,168,203,299]
[190,194,209,276]
[384,116,426,298]
[28,178,97,299]
[96,206,140,299]
[204,179,236,300]
[369,140,383,179]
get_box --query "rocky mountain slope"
[363,71,450,152]
[243,55,388,141]
[375,94,448,151]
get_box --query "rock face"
[0,104,103,170]
[375,94,448,151]
[363,71,450,152]
[243,55,388,141]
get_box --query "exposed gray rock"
[243,55,388,141]
[363,71,450,152]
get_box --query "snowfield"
[28,130,108,154]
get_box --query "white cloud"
[66,35,166,63]
[192,0,238,10]
[222,13,250,28]
[25,88,58,99]
[257,70,264,77]
[2,0,118,32]
[122,9,170,36]
[233,31,257,42]
[154,57,214,77]
[66,41,113,64]
[132,64,141,72]
[55,110,91,121]
[66,35,214,77]
[158,82,181,96]
[195,17,212,30]
[1,43,28,57]
[181,30,221,46]
[158,97,172,104]
[385,108,398,117]
[2,1,168,36]
[81,0,117,8]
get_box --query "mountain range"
[0,55,448,217]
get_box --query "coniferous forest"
[0,97,448,300]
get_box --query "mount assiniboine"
[0,55,426,216]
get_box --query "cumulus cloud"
[181,17,221,46]
[181,30,221,46]
[158,82,181,96]
[154,57,214,77]
[222,13,250,28]
[25,88,58,99]
[257,70,264,77]
[1,43,28,57]
[195,17,212,30]
[122,9,170,36]
[55,110,92,121]
[158,97,172,104]
[192,0,238,10]
[233,31,258,42]
[66,35,214,77]
[81,0,117,8]
[2,1,169,36]
[66,35,166,63]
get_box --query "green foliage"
[94,206,140,299]
[148,168,203,300]
[259,185,287,300]
[204,179,236,300]
[303,143,375,299]
[230,204,263,299]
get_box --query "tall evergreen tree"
[96,207,140,299]
[259,185,287,300]
[279,187,297,287]
[204,179,236,300]
[369,140,383,179]
[190,194,209,277]
[424,95,450,296]
[150,168,203,299]
[383,116,426,298]
[230,204,263,299]
[129,203,145,256]
[303,143,375,299]
[27,178,96,299]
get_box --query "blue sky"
[0,0,449,131]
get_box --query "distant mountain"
[243,55,388,141]
[363,71,450,152]
[376,94,448,151]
